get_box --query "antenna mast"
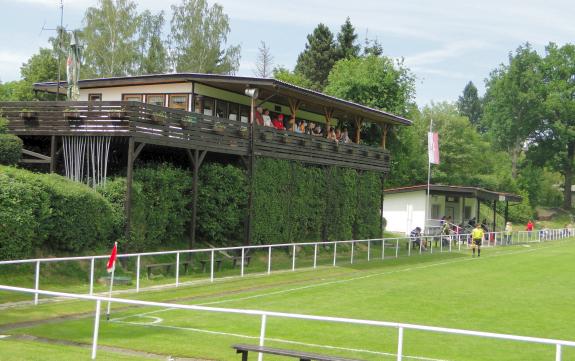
[56,0,64,100]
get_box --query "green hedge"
[0,118,22,165]
[0,166,115,259]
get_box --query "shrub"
[0,118,22,166]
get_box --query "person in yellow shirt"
[471,223,484,257]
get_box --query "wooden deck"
[0,101,390,172]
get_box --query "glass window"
[123,94,142,102]
[216,100,228,118]
[203,97,214,116]
[146,94,165,106]
[240,105,250,123]
[88,93,102,101]
[169,94,188,110]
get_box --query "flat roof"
[34,73,412,127]
[385,184,522,203]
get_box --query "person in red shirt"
[526,220,534,241]
[254,106,264,126]
[272,114,285,130]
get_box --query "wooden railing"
[0,101,390,172]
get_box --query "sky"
[0,0,573,106]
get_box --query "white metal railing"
[0,285,573,360]
[0,228,572,305]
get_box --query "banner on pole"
[428,132,440,165]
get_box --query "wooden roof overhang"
[385,184,522,203]
[34,73,412,128]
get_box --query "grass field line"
[114,319,449,361]
[113,241,564,323]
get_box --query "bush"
[198,163,247,245]
[0,166,115,259]
[0,134,22,166]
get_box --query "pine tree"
[457,81,483,129]
[336,17,360,60]
[294,23,338,91]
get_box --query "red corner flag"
[106,242,117,273]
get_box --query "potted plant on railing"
[179,115,198,130]
[107,108,129,120]
[63,107,81,121]
[213,122,226,134]
[151,111,168,125]
[238,126,249,139]
[19,108,38,121]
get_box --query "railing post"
[34,260,40,305]
[397,326,404,361]
[313,243,318,269]
[419,237,422,254]
[267,246,272,275]
[367,240,371,262]
[382,239,385,260]
[408,238,411,257]
[241,247,245,277]
[258,314,267,361]
[175,252,180,287]
[89,257,95,296]
[351,242,355,264]
[430,236,433,254]
[458,235,461,251]
[395,239,399,258]
[91,300,102,360]
[135,255,141,293]
[556,344,562,361]
[333,243,337,266]
[210,250,215,282]
[292,244,296,271]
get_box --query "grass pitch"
[1,240,575,360]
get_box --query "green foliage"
[336,17,360,60]
[0,134,23,165]
[272,67,315,89]
[253,159,382,244]
[197,163,247,245]
[294,23,338,91]
[170,0,241,74]
[137,10,168,74]
[457,81,483,130]
[0,166,115,259]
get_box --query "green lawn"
[2,240,575,360]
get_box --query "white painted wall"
[382,191,427,234]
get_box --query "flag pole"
[106,241,117,321]
[425,118,433,234]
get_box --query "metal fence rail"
[0,228,572,305]
[0,285,573,360]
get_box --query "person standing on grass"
[505,221,513,245]
[471,223,484,257]
[526,219,534,241]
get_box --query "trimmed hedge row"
[0,166,115,259]
[0,118,22,165]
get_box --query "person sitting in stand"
[340,128,351,144]
[255,106,264,126]
[299,120,306,133]
[262,109,273,127]
[272,114,285,130]
[327,127,338,142]
[313,124,323,136]
[307,122,316,135]
[295,120,303,134]
[335,128,342,141]
[410,227,426,250]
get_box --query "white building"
[382,184,521,235]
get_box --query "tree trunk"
[510,142,520,179]
[562,141,574,210]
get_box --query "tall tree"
[336,17,360,60]
[294,23,338,90]
[482,43,544,178]
[272,66,314,89]
[457,81,483,129]
[82,0,141,77]
[530,43,575,209]
[170,0,241,74]
[254,41,273,78]
[137,10,168,74]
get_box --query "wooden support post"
[49,136,57,173]
[190,81,195,112]
[504,200,509,225]
[380,174,385,235]
[288,98,301,131]
[186,149,207,250]
[323,107,334,132]
[476,198,481,225]
[124,137,135,239]
[354,116,363,144]
[381,124,389,149]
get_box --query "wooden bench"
[146,261,191,279]
[199,259,222,273]
[232,344,363,361]
[232,255,251,268]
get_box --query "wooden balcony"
[0,101,390,172]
